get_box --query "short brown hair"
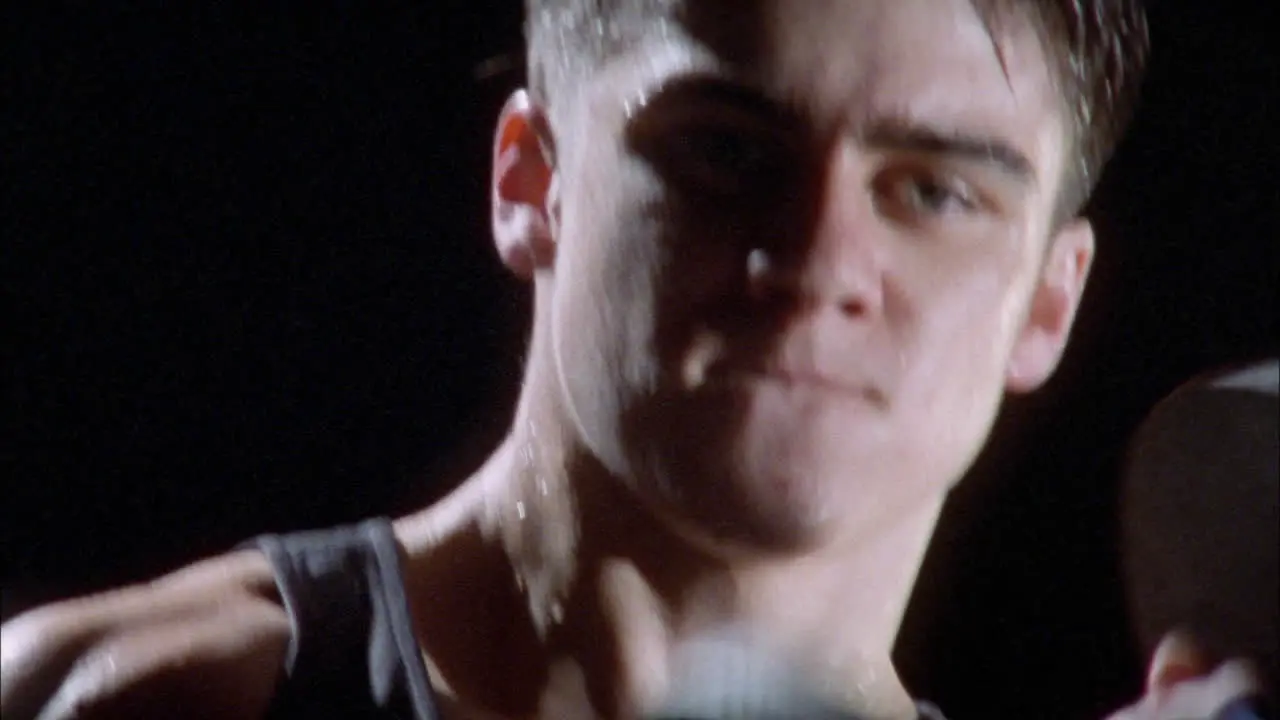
[524,0,1150,219]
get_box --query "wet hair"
[523,0,1150,219]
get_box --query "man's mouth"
[678,331,889,408]
[738,365,886,406]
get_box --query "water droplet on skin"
[654,15,673,41]
[549,601,565,624]
[623,90,650,120]
[682,333,724,390]
[747,248,771,284]
[516,500,527,520]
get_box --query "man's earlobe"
[492,89,556,280]
[1005,219,1095,393]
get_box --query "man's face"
[517,0,1088,552]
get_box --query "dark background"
[2,1,1275,717]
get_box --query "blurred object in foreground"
[1121,359,1278,691]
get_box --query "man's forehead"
[674,0,1059,131]
[572,0,1066,193]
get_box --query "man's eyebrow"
[862,120,1036,183]
[640,77,1036,183]
[641,74,793,123]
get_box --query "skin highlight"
[401,1,1095,717]
[21,3,1255,720]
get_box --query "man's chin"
[695,511,838,561]
[628,392,867,555]
[653,470,845,560]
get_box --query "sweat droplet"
[682,333,724,390]
[747,248,771,282]
[623,89,650,119]
[516,500,526,520]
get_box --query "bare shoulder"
[1,549,290,720]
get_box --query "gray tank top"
[249,517,956,719]
[250,518,439,719]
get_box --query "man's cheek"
[902,297,1015,423]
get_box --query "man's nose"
[746,145,885,320]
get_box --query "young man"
[0,1,1262,718]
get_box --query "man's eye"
[668,124,785,196]
[873,168,980,221]
[683,127,767,172]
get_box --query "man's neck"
[395,376,942,719]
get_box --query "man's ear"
[1146,631,1211,692]
[1005,218,1095,393]
[492,89,557,280]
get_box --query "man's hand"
[1106,633,1268,720]
[0,550,289,720]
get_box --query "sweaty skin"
[1,2,1245,719]
[0,550,288,720]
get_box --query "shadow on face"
[501,0,1089,555]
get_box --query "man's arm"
[1,549,291,720]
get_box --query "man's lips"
[678,330,889,408]
[716,363,887,407]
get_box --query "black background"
[3,1,1276,717]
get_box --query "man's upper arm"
[0,549,291,720]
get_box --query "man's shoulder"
[1,548,290,720]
